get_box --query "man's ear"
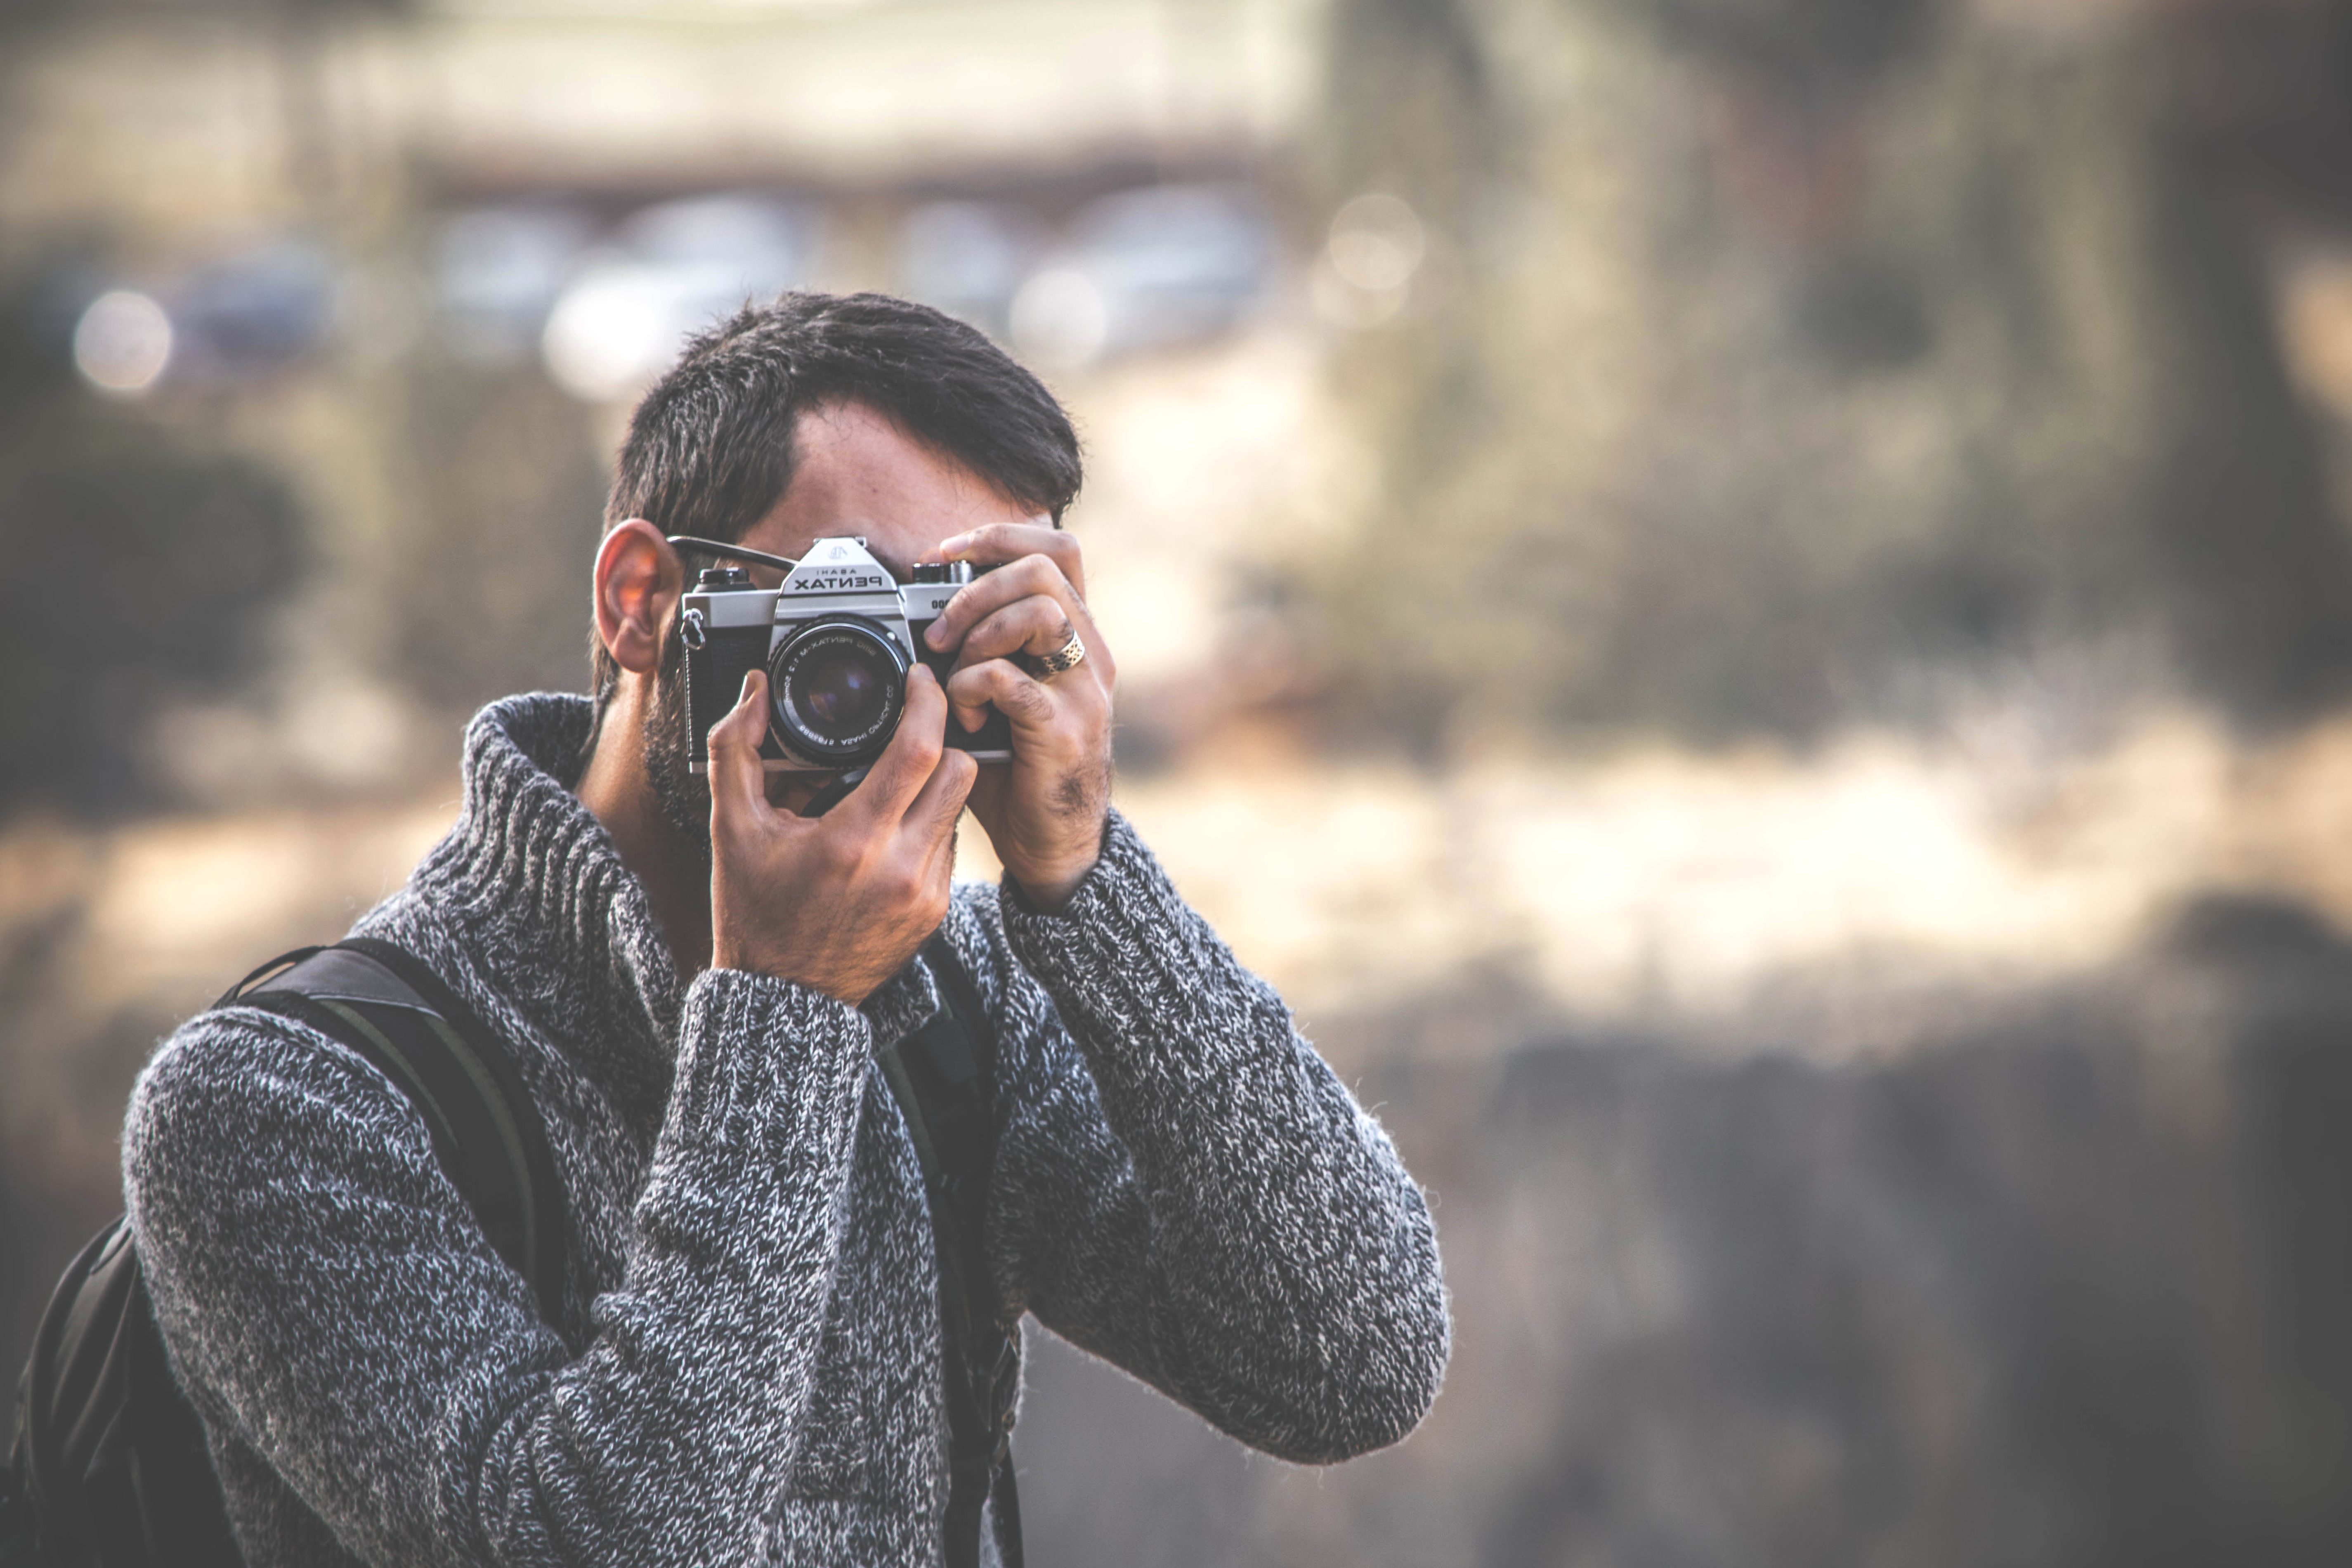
[594,520,683,676]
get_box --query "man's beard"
[641,635,713,882]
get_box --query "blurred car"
[1008,183,1278,368]
[156,239,339,386]
[431,204,596,366]
[893,199,1041,338]
[541,192,824,402]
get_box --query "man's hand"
[921,520,1117,912]
[709,664,977,1004]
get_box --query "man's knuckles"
[999,555,1067,600]
[881,858,941,914]
[958,600,1071,665]
[891,725,945,776]
[941,555,1070,635]
[1003,678,1058,722]
[973,520,1082,575]
[941,747,980,791]
[947,661,1063,727]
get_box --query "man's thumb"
[708,670,771,827]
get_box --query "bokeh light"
[1008,267,1110,368]
[72,290,173,395]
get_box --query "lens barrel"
[768,617,909,765]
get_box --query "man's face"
[639,400,1044,850]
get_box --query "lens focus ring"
[768,618,909,765]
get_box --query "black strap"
[222,940,568,1329]
[882,934,1023,1568]
[0,1412,30,1567]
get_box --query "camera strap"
[879,933,1023,1568]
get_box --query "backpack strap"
[224,938,568,1329]
[879,933,1023,1568]
[2,939,570,1568]
[11,1216,245,1568]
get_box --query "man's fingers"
[921,553,1114,690]
[952,595,1077,672]
[930,519,1084,596]
[708,671,776,835]
[926,545,1107,658]
[945,659,1060,734]
[908,744,979,853]
[848,664,950,822]
[920,554,1063,652]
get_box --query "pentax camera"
[676,535,1013,774]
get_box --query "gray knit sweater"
[121,694,1448,1567]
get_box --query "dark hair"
[590,290,1083,703]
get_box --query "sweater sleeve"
[123,967,870,1568]
[982,811,1450,1464]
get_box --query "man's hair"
[590,291,1084,704]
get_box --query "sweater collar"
[409,694,685,1111]
[408,694,937,1114]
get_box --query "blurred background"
[14,0,2352,1561]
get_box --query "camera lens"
[769,618,909,764]
[800,645,886,732]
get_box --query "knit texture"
[122,694,1449,1567]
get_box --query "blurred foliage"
[0,266,308,816]
[1625,0,1934,86]
[1311,0,2352,753]
[0,0,413,46]
[384,361,612,714]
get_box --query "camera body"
[680,536,1013,774]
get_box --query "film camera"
[677,535,1013,775]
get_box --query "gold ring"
[1023,630,1087,679]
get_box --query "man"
[123,292,1449,1566]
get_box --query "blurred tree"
[1630,0,1933,88]
[383,361,612,716]
[1311,0,1513,753]
[0,267,308,817]
[1311,0,2352,751]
